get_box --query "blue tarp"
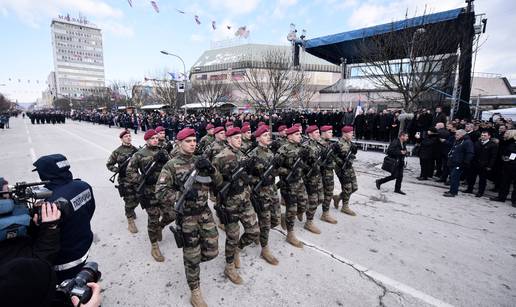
[305,7,464,65]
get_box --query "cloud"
[97,20,134,38]
[272,0,297,18]
[208,0,260,15]
[190,33,206,43]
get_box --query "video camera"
[55,262,102,306]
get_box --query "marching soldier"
[155,128,220,307]
[106,129,140,233]
[196,123,215,155]
[319,125,338,224]
[156,126,174,153]
[126,129,175,262]
[248,125,280,265]
[302,125,324,234]
[204,127,226,161]
[240,125,253,153]
[333,126,358,216]
[212,127,260,284]
[276,126,309,248]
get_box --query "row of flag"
[127,0,251,38]
[4,78,42,84]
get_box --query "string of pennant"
[3,78,43,84]
[127,0,250,38]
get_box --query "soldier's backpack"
[0,199,30,242]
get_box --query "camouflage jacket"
[334,139,356,176]
[212,145,249,197]
[106,144,138,183]
[319,139,335,170]
[158,137,174,154]
[155,152,221,213]
[304,138,323,179]
[126,146,170,198]
[197,134,215,154]
[248,144,277,189]
[276,141,306,183]
[241,138,253,153]
[204,139,226,161]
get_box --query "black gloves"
[299,148,310,160]
[195,157,215,174]
[350,144,358,155]
[154,149,169,163]
[269,141,282,154]
[331,142,341,154]
[184,189,198,201]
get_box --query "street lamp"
[160,50,187,115]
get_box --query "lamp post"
[160,50,187,115]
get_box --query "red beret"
[119,129,130,138]
[225,121,234,127]
[144,129,157,141]
[320,125,333,132]
[341,126,354,133]
[258,121,266,127]
[206,124,214,130]
[278,125,287,132]
[177,128,196,141]
[226,127,241,137]
[294,123,302,128]
[305,125,319,134]
[243,121,250,126]
[214,127,225,134]
[155,126,165,133]
[255,125,269,138]
[241,125,251,133]
[286,126,299,135]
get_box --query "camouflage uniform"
[303,139,324,221]
[212,146,260,264]
[106,144,139,218]
[320,139,336,213]
[204,139,226,161]
[241,138,253,153]
[276,141,308,231]
[196,134,215,155]
[334,139,358,206]
[155,152,220,290]
[126,146,175,243]
[248,145,280,247]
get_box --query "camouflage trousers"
[305,176,324,221]
[182,208,219,290]
[321,169,335,212]
[117,182,139,218]
[336,167,358,205]
[280,179,308,232]
[224,190,260,264]
[142,196,176,243]
[255,185,280,247]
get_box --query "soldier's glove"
[350,144,358,155]
[269,140,282,153]
[154,149,169,163]
[164,142,174,152]
[184,189,198,201]
[299,148,310,160]
[195,157,215,174]
[331,142,341,154]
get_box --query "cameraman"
[32,154,96,283]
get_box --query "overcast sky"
[0,0,514,103]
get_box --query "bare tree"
[292,82,318,109]
[233,48,314,113]
[191,79,232,113]
[358,16,461,112]
[0,93,12,112]
[146,71,179,111]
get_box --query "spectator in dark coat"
[416,127,440,180]
[465,131,498,197]
[376,132,409,195]
[354,110,366,140]
[432,106,447,126]
[443,130,475,197]
[490,130,516,206]
[389,112,400,141]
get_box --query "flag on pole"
[127,0,132,7]
[212,21,216,30]
[235,26,250,38]
[150,1,159,13]
[227,25,232,30]
[194,15,201,25]
[355,100,363,117]
[175,9,185,14]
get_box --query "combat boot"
[261,246,279,265]
[286,231,303,248]
[127,217,138,233]
[304,220,321,234]
[280,213,287,230]
[234,248,241,269]
[320,211,337,224]
[190,288,208,307]
[224,263,243,284]
[340,204,356,216]
[151,242,165,262]
[332,195,340,209]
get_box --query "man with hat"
[196,123,215,155]
[333,126,358,216]
[156,128,220,307]
[276,126,309,248]
[302,125,324,234]
[126,129,174,262]
[247,125,280,265]
[225,121,234,130]
[204,127,226,161]
[212,127,260,284]
[240,125,253,153]
[319,125,338,224]
[271,125,288,153]
[156,126,174,154]
[106,129,139,233]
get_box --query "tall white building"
[50,15,105,99]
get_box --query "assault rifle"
[252,156,279,194]
[218,162,247,201]
[169,169,199,248]
[136,150,169,193]
[306,142,336,177]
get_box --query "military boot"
[261,246,279,265]
[340,204,356,216]
[286,231,303,248]
[151,242,165,262]
[224,263,243,284]
[304,220,321,234]
[320,211,337,224]
[332,195,340,209]
[190,287,208,307]
[280,213,287,230]
[234,248,241,269]
[127,217,138,233]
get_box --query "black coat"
[418,134,440,160]
[387,138,407,165]
[447,135,475,167]
[472,139,498,169]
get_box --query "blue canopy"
[305,7,465,65]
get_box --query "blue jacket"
[447,135,474,167]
